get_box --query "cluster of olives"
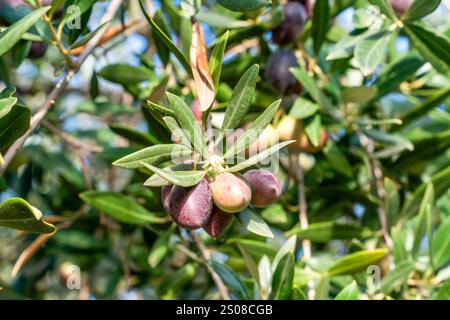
[265,1,310,95]
[161,170,281,238]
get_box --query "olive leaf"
[0,6,50,56]
[0,198,55,234]
[166,92,207,158]
[216,0,271,12]
[226,140,294,172]
[142,163,205,187]
[326,249,388,276]
[113,144,192,169]
[224,99,281,158]
[221,64,259,133]
[80,191,168,225]
[239,209,274,238]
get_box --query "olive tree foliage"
[0,0,449,300]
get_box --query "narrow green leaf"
[163,116,193,149]
[216,0,271,12]
[335,281,360,300]
[354,31,391,76]
[286,222,373,242]
[80,191,167,225]
[210,260,250,300]
[342,86,378,104]
[98,64,152,85]
[402,0,441,21]
[323,143,353,177]
[0,97,17,118]
[226,140,294,173]
[404,22,450,74]
[166,92,206,157]
[271,235,297,273]
[432,217,450,269]
[224,99,281,158]
[148,227,173,268]
[400,166,450,221]
[367,0,397,20]
[0,6,49,56]
[113,144,191,169]
[0,198,55,234]
[290,67,339,118]
[209,30,229,90]
[0,105,30,148]
[399,86,450,129]
[304,114,321,147]
[157,263,196,295]
[326,249,388,276]
[312,0,329,54]
[270,253,295,300]
[221,64,259,132]
[239,209,274,238]
[289,97,319,120]
[142,163,205,187]
[380,260,415,294]
[138,0,192,75]
[109,123,160,146]
[411,183,434,258]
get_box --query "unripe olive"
[203,206,234,239]
[244,169,282,208]
[168,180,213,229]
[210,172,252,213]
[276,115,329,153]
[265,49,299,95]
[248,125,277,156]
[191,99,203,123]
[272,2,308,45]
[161,184,173,213]
[390,0,413,16]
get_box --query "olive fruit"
[161,184,173,213]
[210,172,252,213]
[247,125,277,156]
[277,115,329,153]
[203,206,235,239]
[390,0,413,16]
[265,48,299,94]
[28,42,47,59]
[272,2,308,45]
[289,0,313,17]
[168,180,213,229]
[244,169,282,208]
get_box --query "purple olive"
[203,206,235,239]
[272,2,308,45]
[265,48,299,94]
[390,0,413,17]
[28,42,47,59]
[289,0,313,17]
[161,184,173,213]
[168,180,213,229]
[244,169,282,208]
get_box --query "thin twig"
[0,0,124,176]
[294,153,315,299]
[190,231,230,300]
[357,130,393,251]
[42,120,103,154]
